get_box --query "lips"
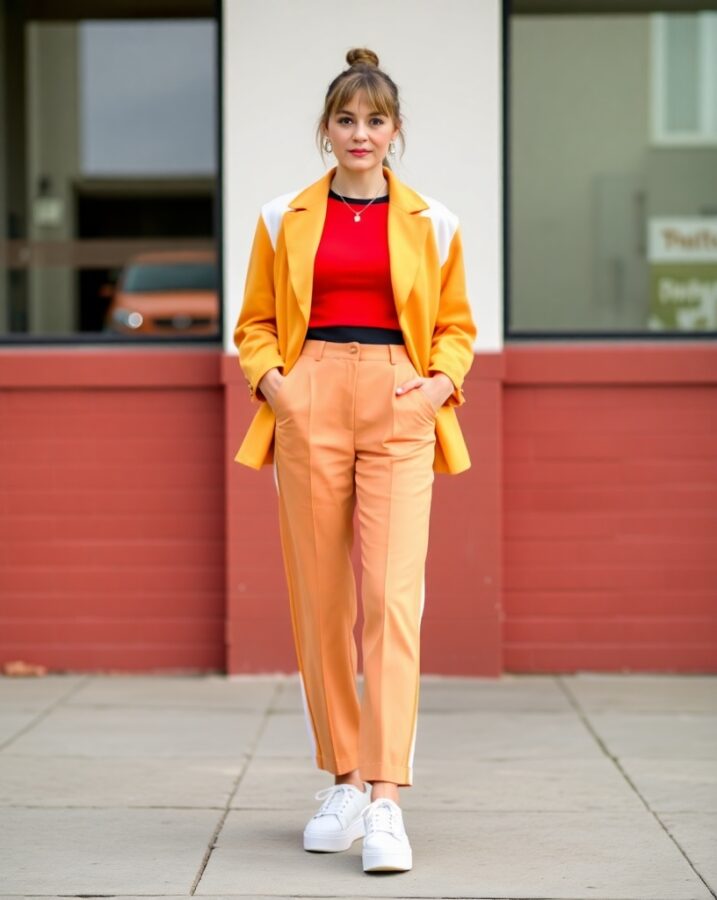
[349,150,370,156]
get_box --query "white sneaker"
[303,781,372,852]
[361,797,413,872]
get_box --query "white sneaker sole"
[303,814,365,852]
[362,846,413,872]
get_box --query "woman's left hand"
[396,372,454,412]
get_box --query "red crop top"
[308,189,401,332]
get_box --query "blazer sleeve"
[233,211,286,403]
[428,223,478,408]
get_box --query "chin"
[344,154,377,165]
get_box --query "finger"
[395,378,423,394]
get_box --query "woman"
[233,47,476,874]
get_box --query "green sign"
[648,219,717,331]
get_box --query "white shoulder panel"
[416,193,460,267]
[259,187,459,263]
[260,190,299,250]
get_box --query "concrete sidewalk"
[0,672,715,899]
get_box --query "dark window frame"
[0,0,224,347]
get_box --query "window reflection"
[509,7,717,336]
[105,252,218,336]
[0,9,218,340]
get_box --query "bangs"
[328,75,396,120]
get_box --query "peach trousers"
[271,338,437,787]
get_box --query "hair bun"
[346,47,379,68]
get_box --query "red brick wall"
[502,344,717,673]
[2,344,715,674]
[0,350,226,672]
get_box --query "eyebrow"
[336,108,385,116]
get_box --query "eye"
[336,115,385,126]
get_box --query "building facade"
[1,0,715,674]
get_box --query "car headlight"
[112,309,144,329]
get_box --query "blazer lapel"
[283,164,432,328]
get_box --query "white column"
[222,0,503,354]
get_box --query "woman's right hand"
[258,367,285,410]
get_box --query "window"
[0,3,220,342]
[651,13,717,146]
[507,2,717,336]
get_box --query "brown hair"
[316,47,406,168]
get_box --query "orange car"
[104,250,218,336]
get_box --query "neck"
[330,164,388,199]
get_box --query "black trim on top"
[306,325,404,345]
[328,189,389,204]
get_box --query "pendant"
[354,214,361,222]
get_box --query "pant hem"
[358,762,413,787]
[315,754,361,777]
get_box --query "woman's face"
[324,90,399,175]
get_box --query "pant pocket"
[414,384,439,418]
[274,355,313,423]
[396,361,438,427]
[403,360,438,419]
[272,356,303,414]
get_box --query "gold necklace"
[331,181,388,222]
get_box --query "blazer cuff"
[243,353,286,403]
[429,366,466,408]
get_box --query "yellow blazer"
[233,164,477,474]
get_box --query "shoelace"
[312,784,358,819]
[361,798,402,836]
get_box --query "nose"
[353,120,368,140]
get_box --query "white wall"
[222,0,503,353]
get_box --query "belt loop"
[312,339,326,361]
[388,344,400,365]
